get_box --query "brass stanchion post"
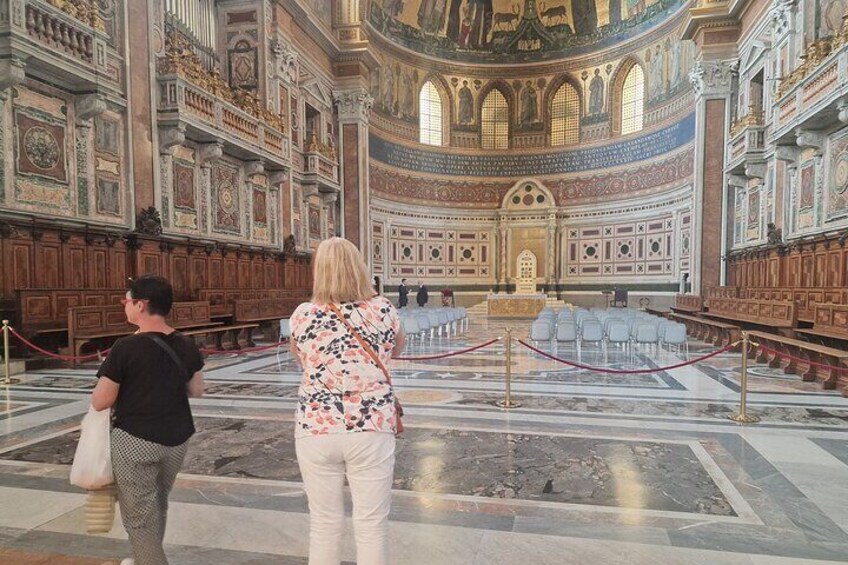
[2,320,10,387]
[496,327,521,409]
[730,331,759,424]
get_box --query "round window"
[512,195,521,204]
[525,185,533,192]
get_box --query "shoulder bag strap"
[326,303,392,386]
[142,333,191,380]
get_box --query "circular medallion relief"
[218,181,236,212]
[522,194,534,205]
[23,126,60,170]
[834,152,848,195]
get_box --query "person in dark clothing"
[416,281,429,307]
[91,275,205,565]
[398,278,409,308]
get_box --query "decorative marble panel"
[212,162,241,235]
[388,224,492,280]
[564,215,674,278]
[797,160,816,231]
[746,185,761,242]
[14,110,67,183]
[95,177,120,216]
[826,128,848,222]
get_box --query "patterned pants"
[111,427,188,565]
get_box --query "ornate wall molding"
[689,59,738,97]
[333,88,373,122]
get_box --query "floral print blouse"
[290,296,400,438]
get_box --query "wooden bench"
[15,288,126,337]
[796,304,848,344]
[703,298,797,336]
[232,298,301,346]
[198,288,307,317]
[743,287,848,323]
[67,301,257,362]
[748,330,848,394]
[670,312,741,348]
[671,294,703,313]
[706,286,740,300]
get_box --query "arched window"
[550,82,580,146]
[481,89,509,149]
[419,81,443,146]
[620,65,645,135]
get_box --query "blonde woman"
[290,237,404,565]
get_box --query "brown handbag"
[327,303,404,435]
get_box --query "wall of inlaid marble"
[0,81,130,227]
[158,143,279,247]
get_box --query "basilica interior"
[1,0,848,563]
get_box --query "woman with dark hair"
[90,275,205,565]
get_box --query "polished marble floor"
[1,313,847,564]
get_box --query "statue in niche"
[418,0,448,34]
[767,223,784,245]
[571,0,598,36]
[458,80,474,125]
[589,69,605,114]
[520,81,538,124]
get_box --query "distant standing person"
[398,278,409,308]
[417,281,429,307]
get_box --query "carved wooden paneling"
[191,256,207,293]
[38,244,61,288]
[209,258,223,287]
[709,297,796,327]
[224,258,237,287]
[17,288,126,333]
[170,255,189,299]
[12,243,32,290]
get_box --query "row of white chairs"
[399,307,468,343]
[531,308,689,355]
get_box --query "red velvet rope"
[517,339,737,374]
[754,342,848,373]
[9,327,110,362]
[394,338,501,361]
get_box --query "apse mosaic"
[370,0,686,63]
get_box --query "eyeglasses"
[120,298,148,306]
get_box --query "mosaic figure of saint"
[458,80,474,124]
[571,0,598,36]
[468,0,493,48]
[383,0,405,17]
[520,81,538,124]
[418,0,448,34]
[669,40,682,90]
[401,71,415,117]
[589,69,605,114]
[609,0,622,25]
[383,69,395,114]
[446,0,464,41]
[650,43,665,100]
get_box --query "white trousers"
[296,432,396,565]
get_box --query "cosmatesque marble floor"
[0,311,847,564]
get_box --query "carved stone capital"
[728,174,748,188]
[769,0,795,37]
[0,57,26,92]
[321,191,339,207]
[269,171,288,186]
[302,184,320,199]
[76,93,107,123]
[775,145,802,163]
[158,125,186,155]
[197,141,223,167]
[795,128,826,154]
[689,59,737,97]
[271,38,299,83]
[838,97,848,124]
[745,163,767,179]
[244,160,265,177]
[333,88,374,122]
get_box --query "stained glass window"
[550,83,580,146]
[419,81,443,146]
[621,64,645,135]
[481,90,509,149]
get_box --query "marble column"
[334,89,373,254]
[688,59,737,294]
[499,225,509,291]
[545,213,557,294]
[129,0,157,216]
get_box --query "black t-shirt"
[97,332,204,446]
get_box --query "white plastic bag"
[70,406,113,490]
